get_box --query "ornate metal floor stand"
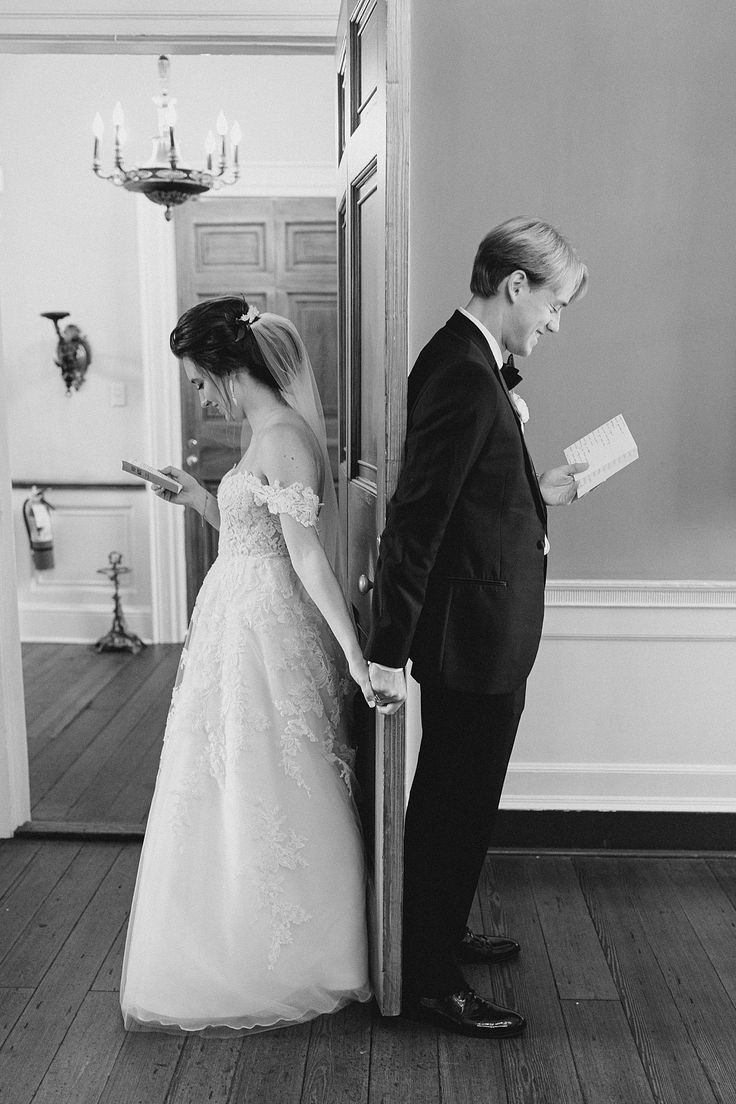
[94,551,145,654]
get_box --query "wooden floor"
[0,842,735,1104]
[21,643,181,833]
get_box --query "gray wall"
[410,0,736,579]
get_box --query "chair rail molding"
[544,579,736,641]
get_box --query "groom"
[366,216,588,1038]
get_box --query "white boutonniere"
[510,391,529,425]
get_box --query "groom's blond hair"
[471,217,588,301]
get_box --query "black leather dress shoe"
[404,988,526,1038]
[455,927,521,964]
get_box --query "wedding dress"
[120,467,371,1033]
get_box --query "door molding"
[0,320,30,836]
[375,0,410,1017]
[136,200,188,644]
[336,0,410,1015]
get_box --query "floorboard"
[28,646,164,800]
[27,647,179,828]
[26,650,134,750]
[622,858,736,1104]
[164,1035,242,1104]
[226,1021,312,1104]
[0,841,80,967]
[480,857,586,1104]
[0,844,119,988]
[528,855,619,1001]
[0,840,40,898]
[561,999,656,1104]
[667,858,736,1006]
[31,991,126,1104]
[300,1001,372,1104]
[96,1029,186,1104]
[574,856,720,1104]
[0,844,136,1104]
[0,840,734,1104]
[367,1015,439,1104]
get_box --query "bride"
[120,296,374,1033]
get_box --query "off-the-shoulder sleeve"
[252,479,321,528]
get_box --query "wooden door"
[337,0,409,1016]
[174,196,339,614]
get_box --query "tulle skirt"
[120,551,371,1033]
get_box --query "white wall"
[408,0,736,811]
[0,50,336,642]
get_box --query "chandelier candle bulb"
[205,130,215,172]
[92,112,103,166]
[167,104,177,164]
[231,122,242,172]
[217,111,227,165]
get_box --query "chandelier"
[92,55,241,221]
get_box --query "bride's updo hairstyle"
[169,295,280,394]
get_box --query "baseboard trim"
[15,811,736,853]
[492,810,736,852]
[15,819,144,841]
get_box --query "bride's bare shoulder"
[259,412,321,486]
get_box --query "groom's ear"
[504,270,528,303]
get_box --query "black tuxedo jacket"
[366,310,548,694]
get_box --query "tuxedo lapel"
[445,312,547,529]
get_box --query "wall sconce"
[40,312,92,394]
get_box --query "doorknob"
[185,454,199,468]
[187,438,198,448]
[357,573,373,594]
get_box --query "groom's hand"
[368,662,407,715]
[538,462,588,506]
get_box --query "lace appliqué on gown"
[253,803,311,969]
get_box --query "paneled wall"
[12,485,153,643]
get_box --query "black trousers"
[402,680,526,999]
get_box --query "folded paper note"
[564,414,638,498]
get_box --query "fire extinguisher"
[22,487,55,570]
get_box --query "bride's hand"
[348,654,377,709]
[151,465,202,510]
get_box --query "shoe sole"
[403,1005,526,1039]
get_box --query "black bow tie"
[501,355,522,390]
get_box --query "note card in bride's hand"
[564,414,638,498]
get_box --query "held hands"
[367,662,407,715]
[538,462,589,506]
[151,465,203,510]
[348,654,378,709]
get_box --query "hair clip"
[238,305,261,328]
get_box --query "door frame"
[336,0,410,1014]
[0,11,369,834]
[378,0,410,1012]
